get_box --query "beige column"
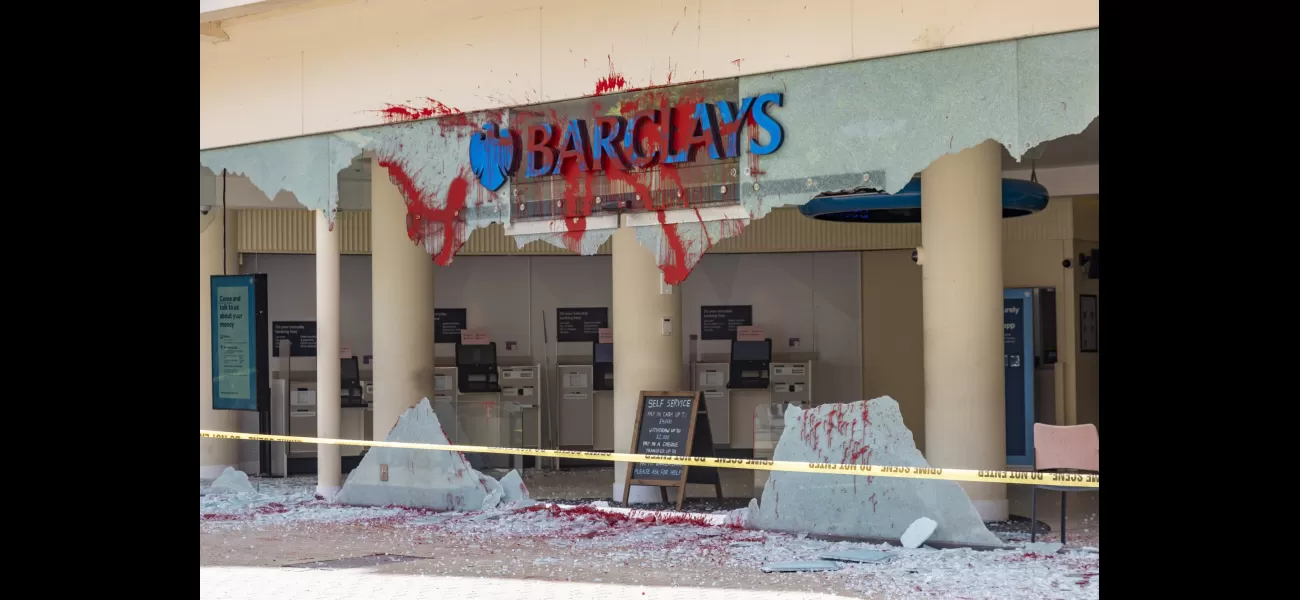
[920,140,1008,521]
[610,226,682,503]
[316,210,342,497]
[199,210,240,478]
[371,159,436,439]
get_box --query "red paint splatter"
[376,98,464,124]
[798,403,878,491]
[593,56,630,95]
[558,153,597,253]
[518,76,750,282]
[1005,552,1055,562]
[731,58,744,70]
[745,109,767,177]
[376,156,472,266]
[657,210,691,285]
[253,502,290,515]
[518,503,740,530]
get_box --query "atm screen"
[457,343,496,365]
[341,357,360,381]
[732,340,770,362]
[594,343,614,364]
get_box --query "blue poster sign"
[1004,289,1035,466]
[211,274,269,411]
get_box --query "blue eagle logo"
[468,123,519,192]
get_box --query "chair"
[1030,423,1099,544]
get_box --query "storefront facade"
[200,0,1099,520]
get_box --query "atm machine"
[593,342,614,392]
[287,382,318,459]
[692,330,814,456]
[727,339,773,450]
[499,362,541,465]
[454,341,500,468]
[288,357,371,461]
[728,339,773,389]
[340,357,364,402]
[432,365,459,443]
[695,360,731,445]
[592,342,615,451]
[339,356,367,457]
[456,342,502,393]
[557,342,615,452]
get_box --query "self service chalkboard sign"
[623,390,722,509]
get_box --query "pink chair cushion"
[1033,423,1099,471]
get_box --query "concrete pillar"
[199,210,240,478]
[610,227,682,502]
[316,210,342,497]
[920,140,1008,521]
[371,160,436,439]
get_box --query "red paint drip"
[377,157,471,266]
[536,81,746,282]
[745,111,766,177]
[593,55,630,95]
[558,157,596,253]
[657,210,692,285]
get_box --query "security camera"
[200,206,212,216]
[911,246,926,266]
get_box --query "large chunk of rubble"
[335,398,530,511]
[208,466,255,495]
[499,469,535,507]
[748,397,1003,547]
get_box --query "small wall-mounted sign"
[379,464,389,482]
[435,308,468,343]
[272,321,316,357]
[461,329,491,345]
[736,325,765,342]
[557,307,609,342]
[788,337,801,348]
[339,344,352,359]
[598,328,613,344]
[701,305,753,340]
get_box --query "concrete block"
[335,398,491,511]
[748,397,1003,547]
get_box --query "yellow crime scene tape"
[199,430,1099,489]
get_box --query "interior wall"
[432,256,533,360]
[681,252,863,406]
[243,251,864,411]
[240,253,374,370]
[860,250,926,452]
[1072,239,1100,430]
[528,255,614,363]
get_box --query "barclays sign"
[468,93,785,192]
